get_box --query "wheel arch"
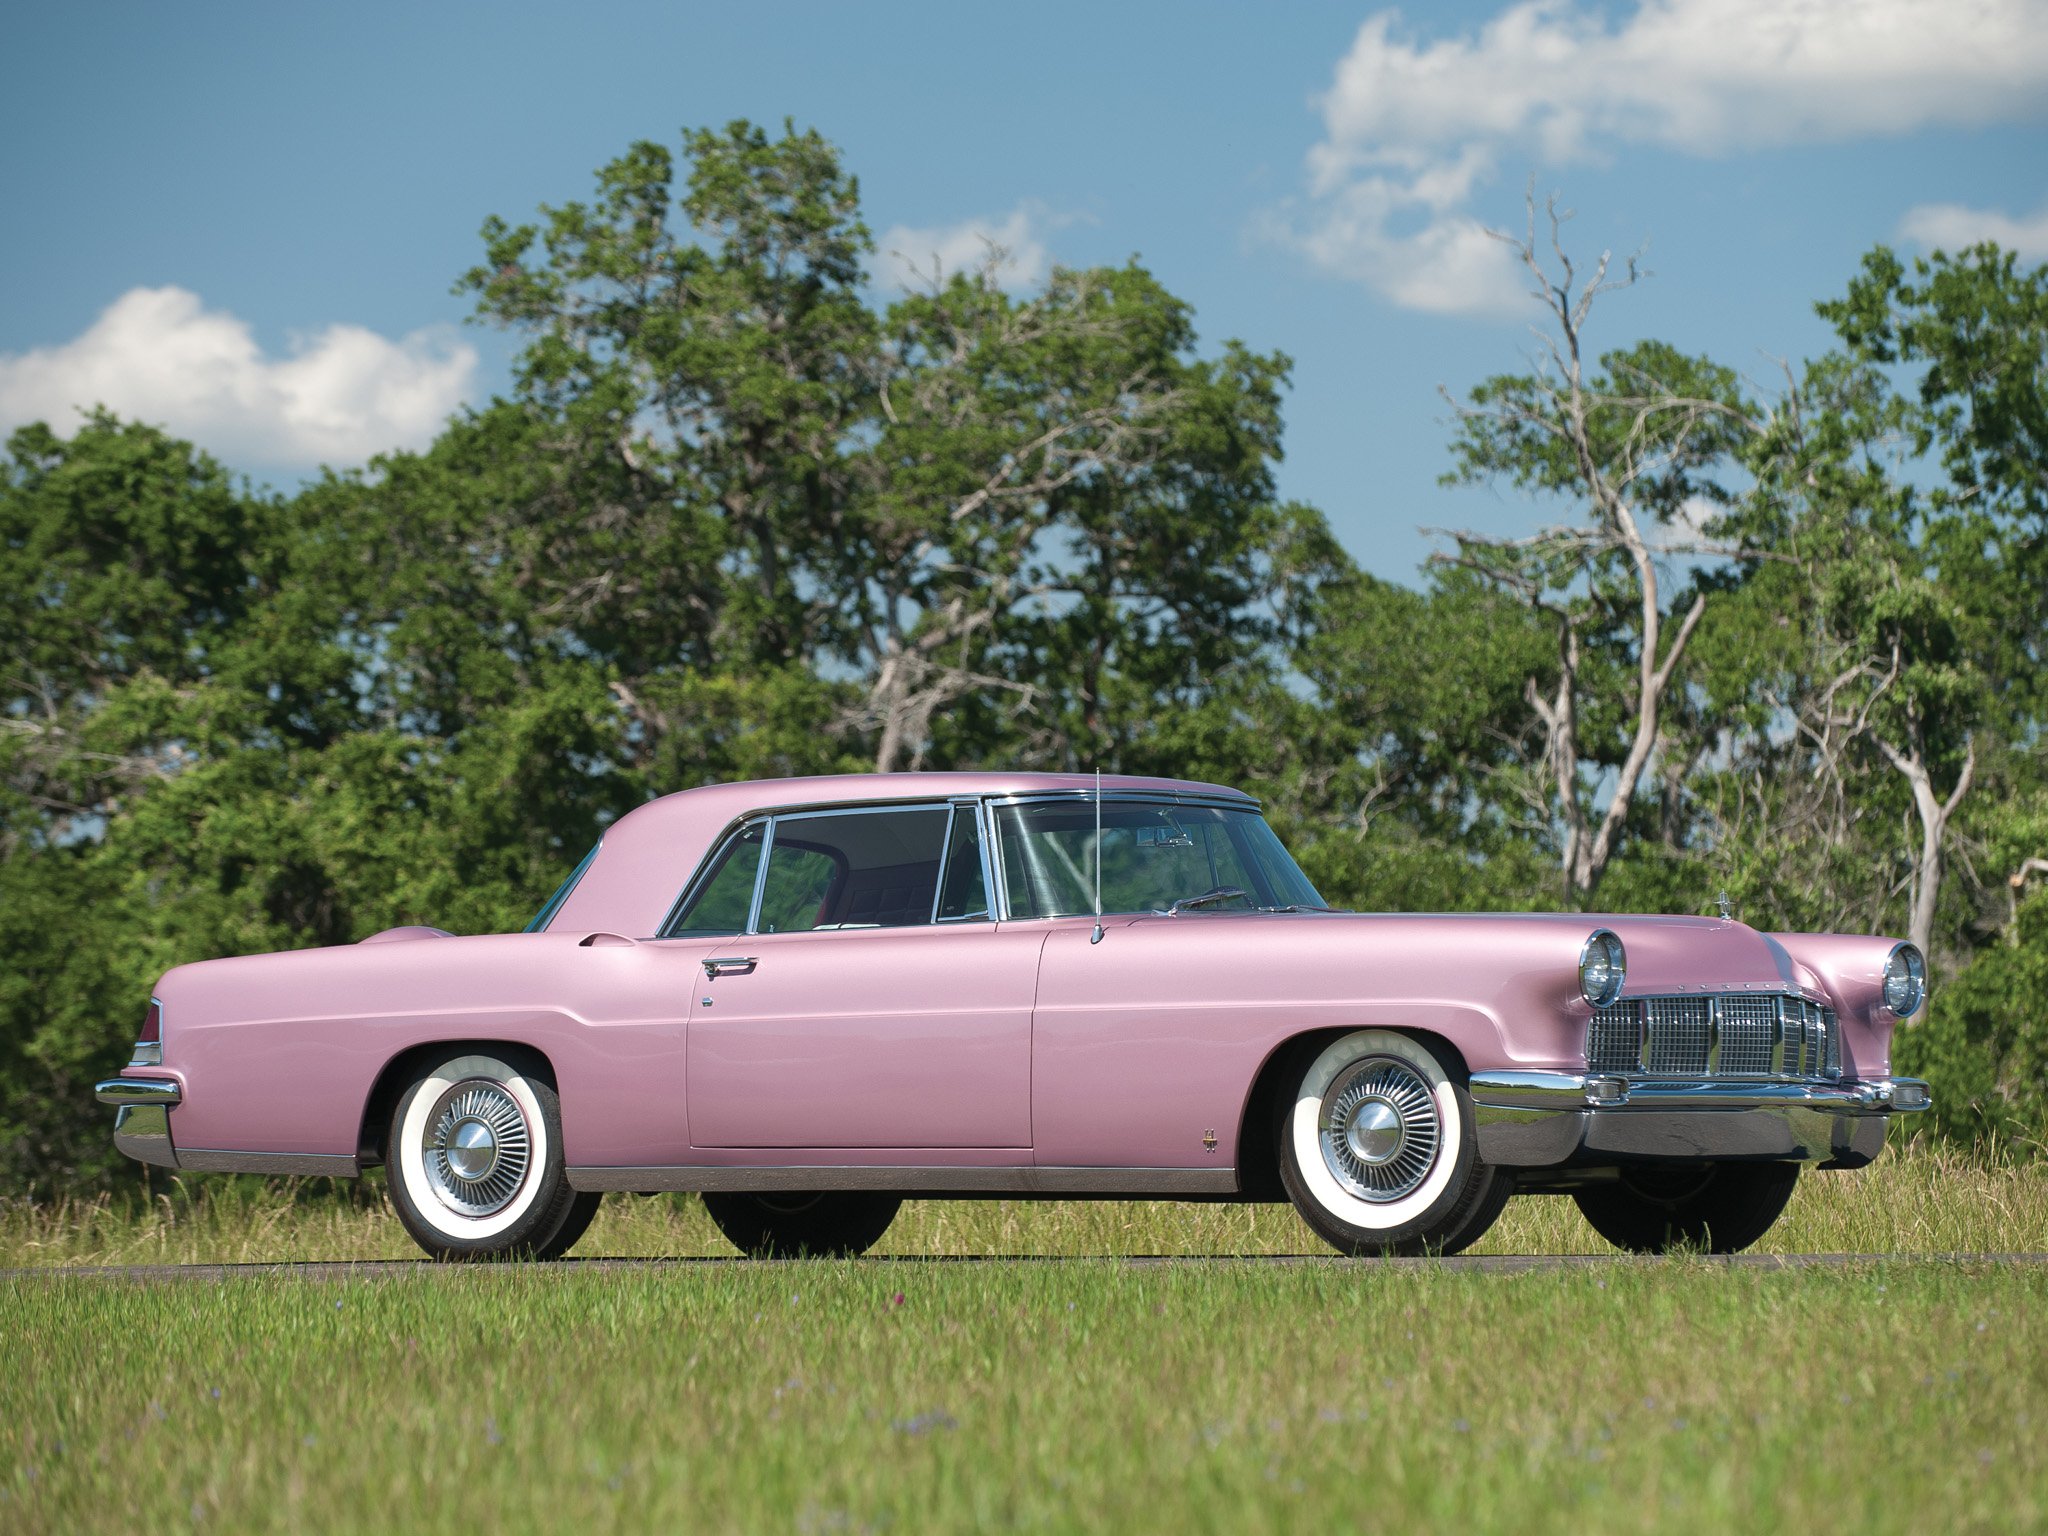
[1234,1024,1473,1201]
[356,1039,561,1167]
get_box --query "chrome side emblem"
[1202,1128,1218,1154]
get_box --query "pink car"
[96,772,1930,1260]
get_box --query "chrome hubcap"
[423,1082,531,1217]
[1345,1099,1403,1164]
[1319,1058,1441,1203]
[446,1118,497,1180]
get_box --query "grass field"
[3,1139,2044,1266]
[5,1144,2046,1534]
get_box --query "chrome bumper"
[1467,1071,1932,1170]
[95,1076,182,1170]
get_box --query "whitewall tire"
[386,1050,592,1261]
[1278,1029,1512,1257]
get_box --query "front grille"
[1587,993,1842,1080]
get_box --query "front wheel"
[1277,1029,1510,1257]
[1572,1163,1799,1254]
[701,1191,901,1257]
[387,1050,586,1261]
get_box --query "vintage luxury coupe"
[96,772,1931,1260]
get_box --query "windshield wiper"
[1166,886,1249,915]
[1256,903,1344,913]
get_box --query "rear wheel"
[1573,1163,1799,1254]
[701,1191,901,1258]
[386,1050,583,1261]
[1277,1029,1510,1257]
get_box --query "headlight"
[1882,943,1926,1017]
[1579,929,1627,1008]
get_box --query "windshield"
[994,800,1326,918]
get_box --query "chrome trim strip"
[930,804,958,925]
[981,788,1259,812]
[95,1077,182,1106]
[565,1164,1240,1195]
[176,1150,360,1176]
[1469,1070,1933,1113]
[986,794,1015,921]
[744,815,777,933]
[971,797,1003,924]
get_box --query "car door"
[686,801,1040,1150]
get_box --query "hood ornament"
[1715,890,1733,921]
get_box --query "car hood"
[1128,908,1809,997]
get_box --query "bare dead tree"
[1431,193,1748,901]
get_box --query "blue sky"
[3,0,2044,582]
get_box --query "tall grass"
[5,1138,2041,1268]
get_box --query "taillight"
[131,998,163,1066]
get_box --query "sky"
[2,0,2044,583]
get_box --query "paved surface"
[6,1252,2046,1282]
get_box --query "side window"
[755,807,950,933]
[935,807,990,922]
[996,801,1262,917]
[665,824,764,937]
[756,840,841,934]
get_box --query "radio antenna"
[1090,766,1104,945]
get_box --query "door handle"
[703,955,758,977]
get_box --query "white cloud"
[0,286,477,470]
[1291,0,2048,314]
[876,205,1054,293]
[1899,199,2048,259]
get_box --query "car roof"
[544,771,1253,935]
